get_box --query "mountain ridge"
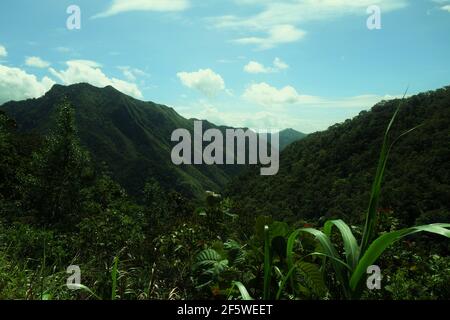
[1,83,232,197]
[0,83,306,198]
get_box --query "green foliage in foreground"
[194,97,450,300]
[280,99,450,299]
[0,95,449,300]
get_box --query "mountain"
[0,83,243,198]
[277,128,307,150]
[227,86,450,226]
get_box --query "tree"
[26,102,94,226]
[143,178,169,232]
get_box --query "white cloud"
[0,45,7,58]
[273,57,288,70]
[178,98,351,133]
[178,90,404,133]
[49,60,143,99]
[93,0,190,18]
[179,99,304,132]
[0,64,55,104]
[55,47,72,53]
[243,82,320,108]
[212,0,408,48]
[234,25,306,50]
[177,68,225,97]
[218,0,408,28]
[441,5,450,11]
[244,57,289,74]
[244,61,271,74]
[25,56,51,68]
[242,82,401,110]
[318,94,405,108]
[118,66,149,82]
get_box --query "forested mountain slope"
[1,83,240,197]
[1,83,306,198]
[228,86,450,226]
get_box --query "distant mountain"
[227,86,450,226]
[0,83,243,198]
[277,128,307,150]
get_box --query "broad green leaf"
[193,249,227,273]
[350,223,450,291]
[324,219,360,271]
[296,261,327,297]
[269,221,289,241]
[272,236,287,259]
[287,228,350,298]
[41,293,52,300]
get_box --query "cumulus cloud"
[177,68,225,97]
[0,64,55,104]
[25,56,51,68]
[244,61,270,74]
[244,57,289,74]
[49,60,143,99]
[93,0,190,18]
[0,45,7,58]
[243,82,320,108]
[441,5,450,12]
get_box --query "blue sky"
[0,0,449,133]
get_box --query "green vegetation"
[0,85,449,300]
[1,83,305,199]
[228,86,450,227]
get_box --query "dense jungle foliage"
[0,86,449,300]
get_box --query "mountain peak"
[278,128,307,150]
[0,85,241,197]
[47,83,121,95]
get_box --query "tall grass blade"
[275,265,296,300]
[111,256,119,300]
[263,225,271,300]
[229,281,253,300]
[68,284,102,300]
[360,89,409,254]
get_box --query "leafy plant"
[285,97,450,299]
[258,220,327,300]
[193,249,229,288]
